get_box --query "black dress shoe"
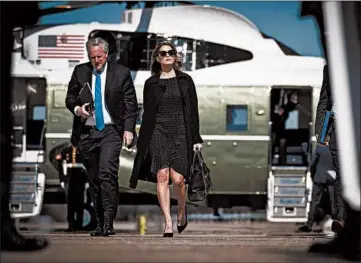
[309,235,360,261]
[177,206,188,234]
[103,224,116,236]
[331,220,345,234]
[65,224,79,232]
[1,231,48,251]
[297,224,312,232]
[90,226,104,237]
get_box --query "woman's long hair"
[150,41,182,75]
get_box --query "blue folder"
[318,111,332,143]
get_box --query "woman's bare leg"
[157,168,172,232]
[170,169,186,225]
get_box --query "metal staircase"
[267,166,312,222]
[10,164,46,218]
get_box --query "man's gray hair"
[86,37,109,54]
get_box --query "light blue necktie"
[94,72,105,131]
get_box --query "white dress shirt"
[74,63,114,126]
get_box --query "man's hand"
[193,143,203,152]
[318,141,329,147]
[123,131,134,147]
[75,103,90,119]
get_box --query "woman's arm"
[188,76,203,144]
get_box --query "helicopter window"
[226,105,248,132]
[53,90,67,108]
[33,106,46,120]
[196,41,253,69]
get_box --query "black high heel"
[163,223,173,238]
[163,232,174,238]
[177,206,188,234]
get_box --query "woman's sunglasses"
[158,50,175,57]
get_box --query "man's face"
[89,44,108,71]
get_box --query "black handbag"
[187,150,213,202]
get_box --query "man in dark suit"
[298,142,335,232]
[56,144,87,232]
[314,65,346,233]
[65,37,138,236]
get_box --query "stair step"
[273,197,306,207]
[10,183,37,194]
[274,186,306,196]
[10,193,35,203]
[272,166,308,171]
[11,172,38,184]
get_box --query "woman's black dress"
[149,77,188,178]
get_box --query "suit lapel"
[148,74,166,106]
[104,62,114,96]
[85,63,92,89]
[176,71,189,98]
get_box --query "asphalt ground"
[1,221,347,263]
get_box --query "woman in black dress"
[129,41,203,237]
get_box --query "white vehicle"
[9,52,46,219]
[16,3,325,222]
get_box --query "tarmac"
[1,220,348,263]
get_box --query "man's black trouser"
[77,125,122,226]
[329,121,360,250]
[64,169,87,229]
[307,179,335,226]
[329,121,347,221]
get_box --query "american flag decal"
[38,35,85,59]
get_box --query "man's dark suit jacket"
[315,65,333,136]
[310,145,335,184]
[65,61,138,147]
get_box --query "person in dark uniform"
[271,89,298,165]
[56,144,87,232]
[129,41,203,237]
[314,65,346,232]
[301,3,360,260]
[298,141,335,232]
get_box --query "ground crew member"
[298,141,335,232]
[56,144,88,232]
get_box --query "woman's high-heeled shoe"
[163,223,173,238]
[177,206,188,234]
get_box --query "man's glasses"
[158,50,175,57]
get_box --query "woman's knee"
[171,172,185,186]
[157,169,169,184]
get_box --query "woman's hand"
[193,143,203,152]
